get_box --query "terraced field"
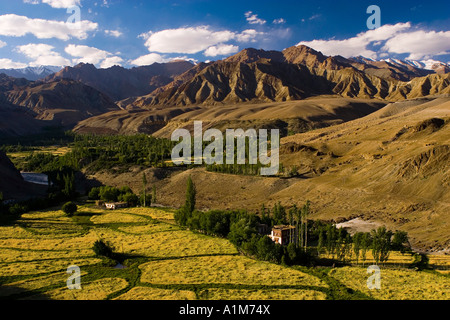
[0,205,449,300]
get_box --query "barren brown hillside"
[74,97,387,137]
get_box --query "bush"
[62,202,78,217]
[99,186,120,202]
[410,253,430,271]
[119,193,139,207]
[88,187,101,200]
[8,204,29,216]
[92,239,115,259]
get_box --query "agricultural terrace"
[0,205,449,300]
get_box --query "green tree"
[185,176,196,216]
[371,227,393,265]
[410,253,430,270]
[99,186,119,202]
[119,193,139,207]
[62,202,77,217]
[140,194,152,207]
[142,173,148,207]
[300,201,311,250]
[343,233,353,263]
[63,172,75,197]
[352,232,364,265]
[336,228,347,262]
[256,236,282,263]
[317,228,325,255]
[228,218,258,247]
[288,205,297,226]
[152,185,157,204]
[88,187,101,200]
[392,230,409,254]
[360,232,371,267]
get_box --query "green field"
[0,205,449,300]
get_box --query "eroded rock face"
[398,145,450,180]
[127,47,450,109]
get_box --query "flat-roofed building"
[269,225,297,245]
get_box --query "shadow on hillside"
[0,285,53,301]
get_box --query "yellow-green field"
[0,205,449,300]
[7,146,71,162]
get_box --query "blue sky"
[0,0,449,69]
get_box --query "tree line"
[174,176,414,267]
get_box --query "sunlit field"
[330,267,450,300]
[7,146,71,161]
[0,205,449,300]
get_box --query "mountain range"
[0,45,449,138]
[0,66,62,81]
[117,46,449,110]
[44,60,195,101]
[0,74,120,136]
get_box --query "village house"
[269,225,297,245]
[105,202,128,210]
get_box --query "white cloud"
[130,53,165,66]
[0,59,27,69]
[65,44,123,68]
[298,23,411,59]
[130,53,197,66]
[204,44,239,57]
[236,29,264,42]
[245,11,266,25]
[273,18,286,25]
[100,56,123,68]
[383,30,450,60]
[17,43,71,66]
[309,14,321,21]
[43,0,80,8]
[0,14,97,40]
[0,40,6,48]
[139,26,265,57]
[24,0,81,8]
[298,22,450,61]
[141,26,236,54]
[105,30,123,38]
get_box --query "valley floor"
[0,204,449,300]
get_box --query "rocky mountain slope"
[122,46,449,109]
[0,74,121,135]
[45,61,195,101]
[4,79,119,126]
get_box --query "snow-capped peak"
[0,65,63,81]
